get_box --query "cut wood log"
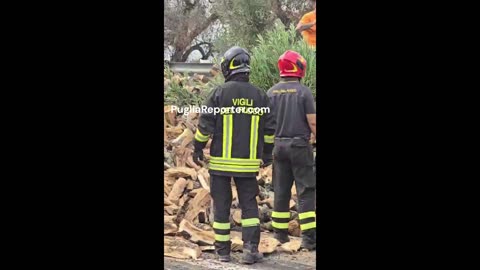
[164,220,178,235]
[184,188,212,222]
[167,177,188,204]
[165,205,179,215]
[178,195,187,208]
[174,196,191,225]
[197,173,210,192]
[164,215,176,223]
[164,197,173,206]
[164,175,176,187]
[232,209,242,225]
[200,246,215,251]
[188,188,202,197]
[259,166,273,185]
[231,236,243,251]
[186,112,198,123]
[198,168,210,182]
[186,181,194,191]
[278,239,301,254]
[259,198,274,208]
[289,199,296,210]
[166,125,184,139]
[258,237,280,254]
[291,184,297,199]
[196,223,213,231]
[164,183,171,197]
[178,219,215,245]
[288,219,301,237]
[164,114,168,142]
[173,146,187,167]
[165,167,197,180]
[172,128,194,148]
[231,182,238,204]
[186,154,201,170]
[164,236,202,260]
[208,200,214,225]
[164,106,177,126]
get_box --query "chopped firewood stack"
[163,106,315,260]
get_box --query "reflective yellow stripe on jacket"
[209,114,261,173]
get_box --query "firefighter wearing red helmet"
[266,50,317,250]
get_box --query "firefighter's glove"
[261,143,274,168]
[193,140,207,166]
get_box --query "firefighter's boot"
[215,241,231,262]
[274,231,290,244]
[300,229,316,251]
[218,254,231,262]
[241,242,263,264]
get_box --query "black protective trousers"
[210,174,261,255]
[271,137,316,239]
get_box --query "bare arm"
[306,114,316,138]
[296,19,316,32]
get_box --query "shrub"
[249,23,316,97]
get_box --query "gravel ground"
[164,249,316,270]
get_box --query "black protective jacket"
[194,74,276,177]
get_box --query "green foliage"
[213,0,274,53]
[250,23,316,97]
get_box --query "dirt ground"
[164,249,316,270]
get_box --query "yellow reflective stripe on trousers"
[209,164,259,173]
[264,134,274,144]
[222,114,233,158]
[300,222,316,231]
[209,156,261,166]
[195,129,209,142]
[215,234,230,242]
[271,211,290,218]
[299,211,316,220]
[272,221,289,229]
[213,222,230,230]
[250,115,259,159]
[241,218,260,227]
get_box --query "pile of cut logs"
[164,107,308,260]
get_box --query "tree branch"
[271,0,291,26]
[181,42,212,62]
[189,13,219,41]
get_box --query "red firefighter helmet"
[277,50,307,78]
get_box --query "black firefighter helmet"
[220,46,251,80]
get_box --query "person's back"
[206,76,273,172]
[193,46,275,264]
[267,50,317,251]
[268,79,314,141]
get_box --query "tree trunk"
[170,13,219,62]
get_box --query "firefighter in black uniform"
[267,50,317,250]
[193,46,276,264]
